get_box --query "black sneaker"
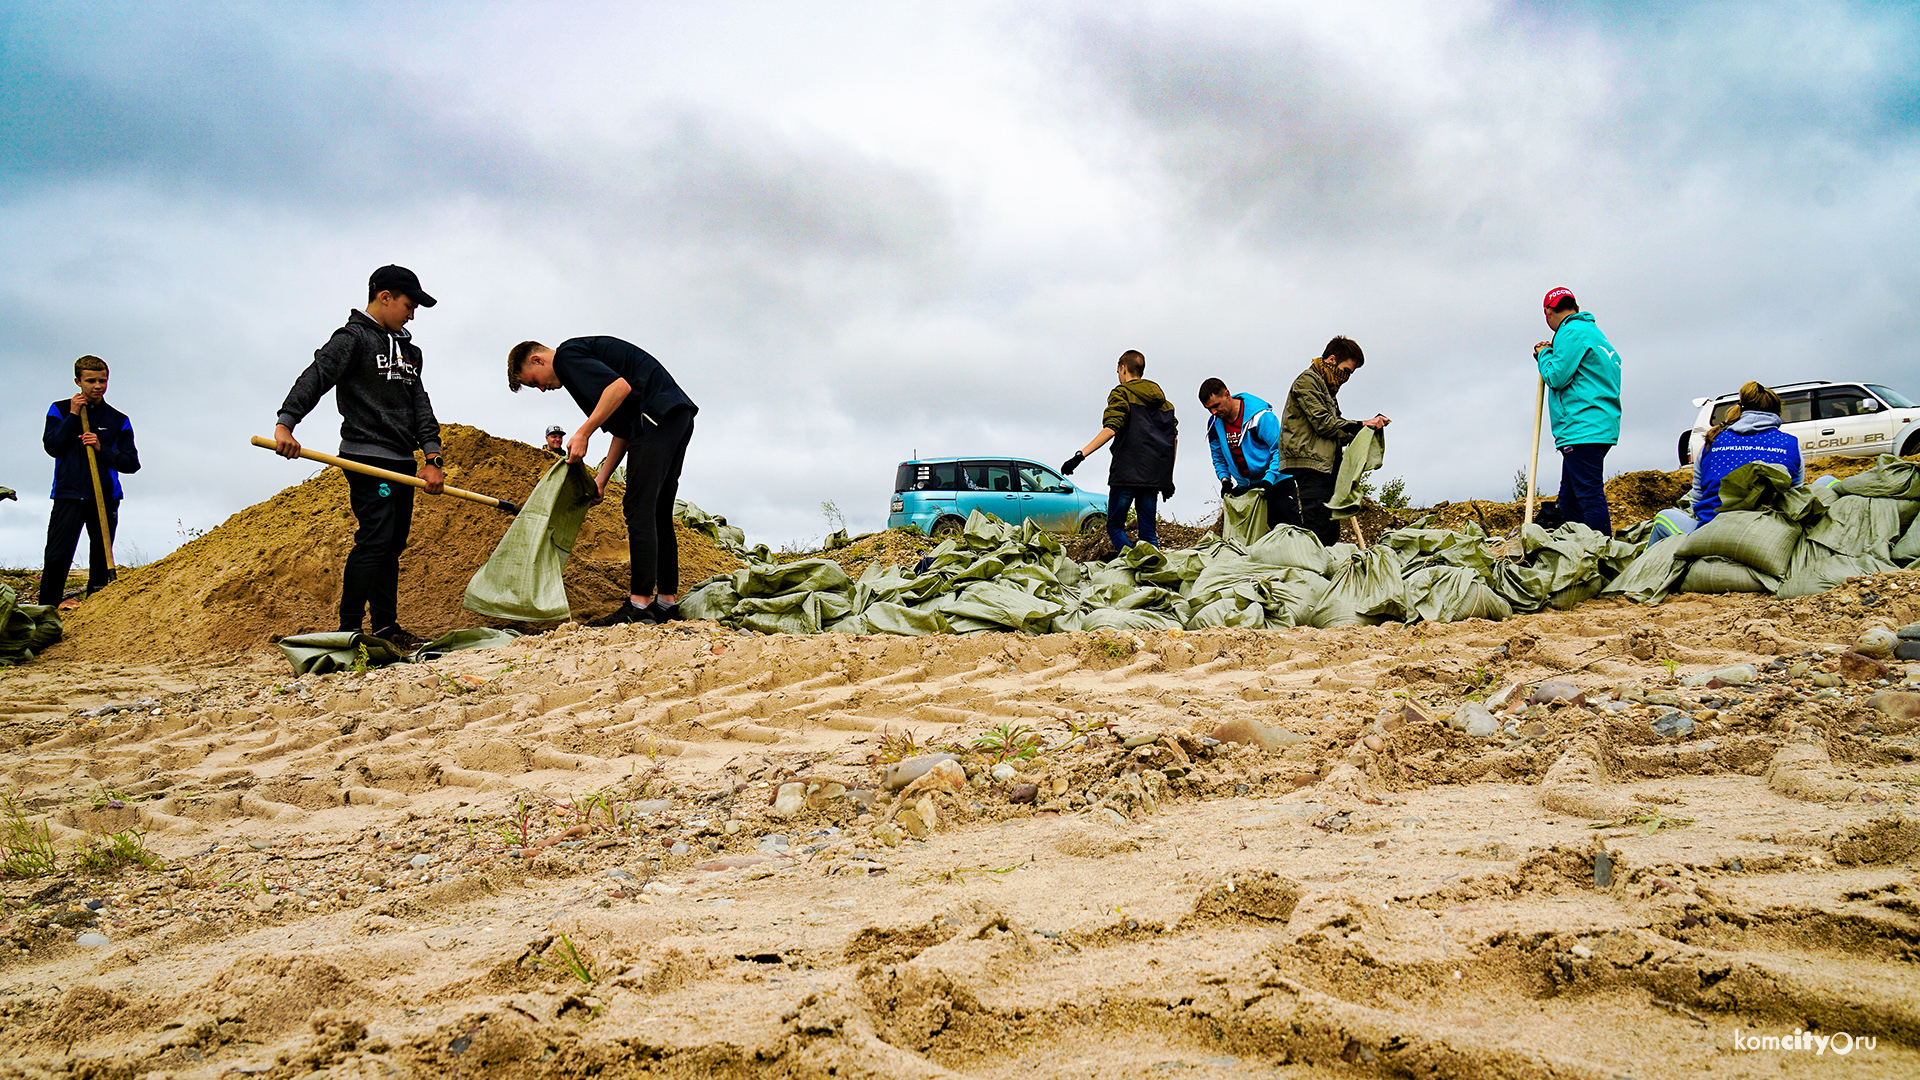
[587,603,645,628]
[646,599,684,622]
[371,626,424,651]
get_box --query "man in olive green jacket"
[1280,335,1388,546]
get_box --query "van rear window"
[896,463,959,492]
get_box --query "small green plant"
[1512,468,1532,502]
[972,722,1041,763]
[872,727,924,764]
[1,795,58,878]
[497,798,537,847]
[820,500,846,533]
[1658,657,1680,680]
[88,787,130,811]
[544,934,601,984]
[1376,476,1409,511]
[348,644,373,675]
[1102,641,1128,659]
[72,829,162,874]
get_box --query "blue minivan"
[890,457,1108,536]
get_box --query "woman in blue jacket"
[1650,382,1802,540]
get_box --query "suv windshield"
[1869,385,1915,408]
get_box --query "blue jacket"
[1691,411,1801,525]
[1534,312,1622,448]
[44,399,139,501]
[1206,392,1286,486]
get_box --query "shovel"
[250,436,519,515]
[80,405,117,581]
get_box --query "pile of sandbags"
[1603,456,1920,603]
[677,505,1640,637]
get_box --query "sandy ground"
[3,578,1919,1079]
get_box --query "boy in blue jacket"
[1200,378,1301,531]
[39,354,140,605]
[1532,287,1622,536]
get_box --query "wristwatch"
[424,454,444,469]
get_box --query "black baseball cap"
[369,264,436,307]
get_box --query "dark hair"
[1322,336,1364,367]
[1198,377,1228,404]
[507,341,548,393]
[74,354,108,379]
[1118,349,1146,378]
[1550,294,1580,314]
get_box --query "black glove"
[1220,477,1234,496]
[1061,451,1084,475]
[1228,484,1252,496]
[1252,477,1275,490]
[1162,483,1175,500]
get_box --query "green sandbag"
[1185,592,1269,629]
[679,577,739,622]
[1080,607,1185,632]
[675,499,750,553]
[0,584,62,665]
[1830,455,1920,499]
[733,558,854,599]
[1676,510,1801,579]
[1802,495,1902,563]
[1896,514,1920,564]
[1601,534,1689,603]
[463,460,597,621]
[277,628,520,675]
[828,601,952,636]
[1327,426,1384,520]
[737,589,852,635]
[1220,490,1270,546]
[1680,556,1778,594]
[1246,524,1333,575]
[1306,545,1407,627]
[938,581,1064,634]
[1404,565,1511,623]
[1716,462,1826,523]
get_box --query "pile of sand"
[53,424,741,663]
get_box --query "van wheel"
[931,516,965,537]
[1677,430,1692,467]
[1902,431,1920,459]
[1080,513,1107,535]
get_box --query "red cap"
[1542,287,1575,311]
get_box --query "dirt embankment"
[51,425,741,663]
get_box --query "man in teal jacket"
[1532,287,1622,536]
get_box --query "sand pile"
[53,424,740,663]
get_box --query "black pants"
[624,409,695,596]
[1293,468,1340,547]
[1556,443,1613,537]
[340,454,416,632]
[40,498,118,605]
[1263,478,1303,531]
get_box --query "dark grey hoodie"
[278,309,442,460]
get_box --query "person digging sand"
[508,337,699,626]
[272,265,446,650]
[39,354,140,606]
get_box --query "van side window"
[963,463,1013,492]
[1779,392,1813,423]
[1710,401,1738,426]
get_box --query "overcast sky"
[3,0,1917,568]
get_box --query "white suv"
[1678,381,1920,466]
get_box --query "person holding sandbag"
[39,354,140,606]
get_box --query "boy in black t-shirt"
[40,354,140,605]
[274,266,446,647]
[508,337,699,626]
